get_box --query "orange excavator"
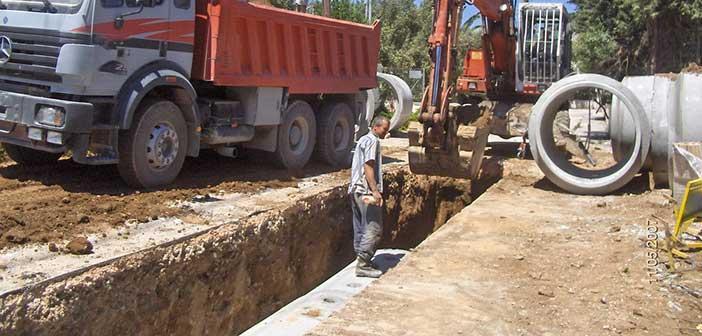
[408,0,571,178]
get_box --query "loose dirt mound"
[0,151,331,250]
[682,63,702,74]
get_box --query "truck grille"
[0,29,88,84]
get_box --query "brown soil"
[383,172,473,248]
[682,62,702,74]
[0,150,339,250]
[569,143,618,171]
[311,160,702,336]
[0,168,476,335]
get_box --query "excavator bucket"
[408,104,492,180]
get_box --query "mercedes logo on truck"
[0,36,12,65]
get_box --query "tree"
[570,0,702,77]
[372,0,432,73]
[310,0,367,23]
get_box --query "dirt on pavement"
[311,159,702,336]
[0,150,339,250]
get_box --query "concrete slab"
[308,160,699,336]
[241,249,407,336]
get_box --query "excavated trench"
[0,168,497,335]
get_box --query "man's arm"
[364,160,382,206]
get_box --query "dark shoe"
[356,256,382,278]
[356,255,380,268]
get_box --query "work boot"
[356,256,383,278]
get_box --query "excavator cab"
[516,3,572,96]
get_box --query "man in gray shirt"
[349,116,389,278]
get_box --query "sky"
[460,0,577,25]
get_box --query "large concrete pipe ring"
[364,88,380,127]
[611,73,702,187]
[377,73,413,131]
[528,74,651,195]
[364,73,413,132]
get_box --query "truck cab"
[0,0,379,187]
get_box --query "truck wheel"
[315,102,354,168]
[2,143,62,165]
[275,100,316,170]
[118,99,188,188]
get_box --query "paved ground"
[241,249,408,336]
[309,159,702,336]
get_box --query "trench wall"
[0,169,473,335]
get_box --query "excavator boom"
[409,0,571,179]
[409,0,512,179]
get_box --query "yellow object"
[668,178,702,263]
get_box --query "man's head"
[371,116,390,139]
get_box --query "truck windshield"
[1,0,83,14]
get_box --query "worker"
[349,116,390,278]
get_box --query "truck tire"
[2,143,62,165]
[118,99,188,188]
[315,102,354,168]
[275,100,316,170]
[528,74,651,195]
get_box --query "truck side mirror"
[114,0,151,29]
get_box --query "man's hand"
[364,160,382,206]
[372,190,383,206]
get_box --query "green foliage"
[310,0,367,23]
[374,0,433,73]
[571,24,617,74]
[570,0,702,77]
[459,12,483,50]
[268,0,295,10]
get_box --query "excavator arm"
[409,0,514,179]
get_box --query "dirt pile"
[65,237,93,255]
[0,152,325,250]
[682,62,702,74]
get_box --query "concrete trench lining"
[0,167,479,335]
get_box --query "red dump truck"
[0,0,380,187]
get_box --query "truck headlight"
[27,127,44,141]
[36,105,66,127]
[47,131,64,145]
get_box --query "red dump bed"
[192,0,381,94]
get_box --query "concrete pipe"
[528,74,651,195]
[364,88,380,127]
[611,73,702,186]
[364,73,414,133]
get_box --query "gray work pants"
[350,193,383,262]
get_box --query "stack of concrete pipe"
[529,72,702,195]
[611,73,702,187]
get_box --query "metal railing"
[517,3,569,90]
